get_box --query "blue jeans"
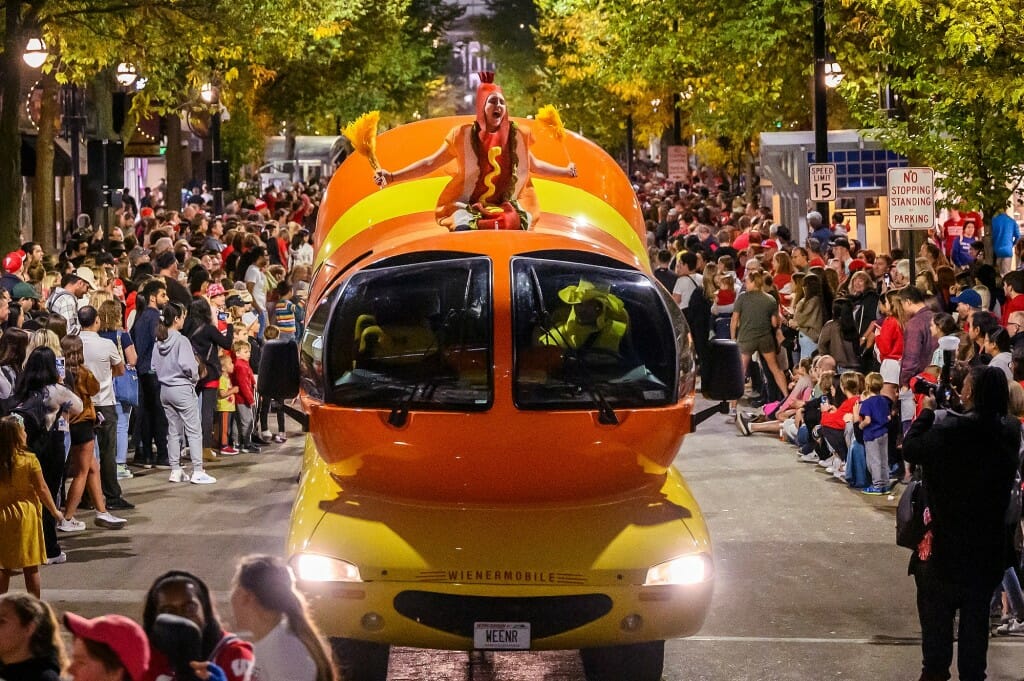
[115,401,132,465]
[798,332,818,360]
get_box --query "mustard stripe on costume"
[316,177,644,266]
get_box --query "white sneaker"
[260,430,272,440]
[818,455,835,469]
[799,451,821,463]
[116,464,134,480]
[44,551,67,565]
[94,512,127,529]
[190,470,217,485]
[57,518,86,532]
[996,618,1024,635]
[168,468,189,483]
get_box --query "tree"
[835,0,1024,222]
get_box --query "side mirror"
[258,339,300,400]
[702,339,744,401]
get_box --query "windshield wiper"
[389,268,475,427]
[528,267,618,425]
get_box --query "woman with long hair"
[792,274,825,360]
[98,300,137,480]
[153,303,216,485]
[817,298,862,372]
[0,417,64,597]
[58,334,126,532]
[12,347,82,564]
[231,555,337,681]
[183,298,234,458]
[0,593,66,678]
[0,328,29,400]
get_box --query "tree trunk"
[33,72,58,253]
[0,9,24,252]
[164,113,183,211]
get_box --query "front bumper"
[299,579,713,650]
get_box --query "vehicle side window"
[299,288,337,401]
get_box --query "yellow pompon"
[342,111,381,170]
[536,105,566,141]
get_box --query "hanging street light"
[824,57,845,89]
[23,37,49,68]
[115,63,139,88]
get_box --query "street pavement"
[23,404,1024,680]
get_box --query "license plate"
[473,622,530,650]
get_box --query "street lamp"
[812,0,842,216]
[115,63,138,88]
[201,82,225,216]
[22,37,48,68]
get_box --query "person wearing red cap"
[1,251,26,295]
[64,611,149,681]
[374,72,577,231]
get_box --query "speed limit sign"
[809,164,837,202]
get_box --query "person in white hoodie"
[152,302,216,485]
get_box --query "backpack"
[682,277,711,335]
[896,477,929,549]
[7,389,57,454]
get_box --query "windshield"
[326,255,492,410]
[512,257,680,410]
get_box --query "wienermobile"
[259,87,742,681]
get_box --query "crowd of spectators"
[0,179,323,570]
[636,163,1024,643]
[0,554,336,681]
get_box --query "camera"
[912,336,963,411]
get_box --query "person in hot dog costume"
[374,72,577,231]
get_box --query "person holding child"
[0,415,65,597]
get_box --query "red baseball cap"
[849,258,868,272]
[64,612,149,681]
[3,251,23,273]
[140,207,155,218]
[762,239,779,249]
[808,256,826,268]
[207,283,226,297]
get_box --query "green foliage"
[836,0,1024,216]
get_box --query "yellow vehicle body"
[289,436,713,650]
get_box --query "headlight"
[644,553,712,586]
[291,553,362,582]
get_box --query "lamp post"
[813,0,843,217]
[201,83,224,216]
[23,38,87,220]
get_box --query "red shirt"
[821,395,859,430]
[234,357,256,406]
[1002,294,1024,327]
[875,316,904,360]
[145,633,254,681]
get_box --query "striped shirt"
[274,299,297,335]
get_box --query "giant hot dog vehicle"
[258,102,742,681]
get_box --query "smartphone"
[56,357,65,381]
[218,311,228,322]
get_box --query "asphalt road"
[29,404,1024,680]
